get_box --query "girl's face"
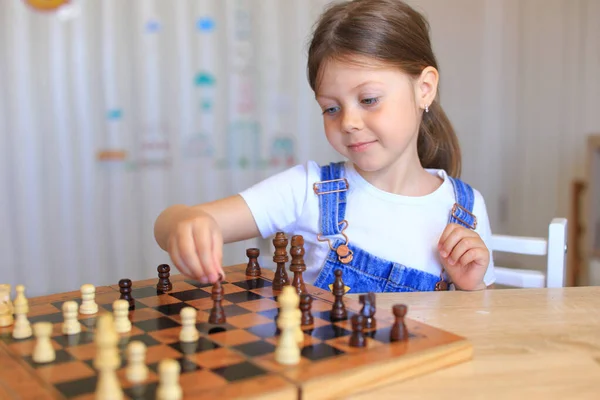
[315,56,434,175]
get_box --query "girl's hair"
[307,0,461,177]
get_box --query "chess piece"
[281,287,304,345]
[0,284,13,314]
[289,235,307,295]
[300,293,314,327]
[391,304,409,342]
[113,299,131,333]
[94,314,123,400]
[12,285,31,339]
[349,314,367,347]
[179,307,199,342]
[272,232,290,291]
[157,264,173,293]
[13,284,26,307]
[79,284,98,314]
[208,280,226,324]
[32,322,55,363]
[119,278,135,310]
[245,248,261,277]
[62,301,81,335]
[0,300,13,327]
[126,341,149,384]
[330,270,347,321]
[157,358,182,400]
[275,286,301,365]
[359,292,376,329]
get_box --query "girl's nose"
[341,108,364,133]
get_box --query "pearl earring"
[424,104,429,113]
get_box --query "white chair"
[490,218,568,288]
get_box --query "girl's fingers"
[212,230,225,281]
[437,224,457,250]
[456,247,483,268]
[439,226,466,258]
[178,227,205,281]
[439,224,478,259]
[447,237,480,266]
[168,236,194,279]
[192,224,216,284]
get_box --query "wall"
[1,0,599,296]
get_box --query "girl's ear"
[417,66,439,109]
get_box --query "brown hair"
[307,0,461,177]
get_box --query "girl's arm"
[153,194,260,283]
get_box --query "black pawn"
[272,232,290,291]
[209,280,226,324]
[290,235,307,295]
[156,264,172,293]
[330,269,347,321]
[118,278,135,310]
[359,292,376,329]
[349,314,366,347]
[300,294,314,327]
[245,248,261,277]
[391,304,409,342]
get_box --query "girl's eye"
[322,106,340,115]
[361,97,379,105]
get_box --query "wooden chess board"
[0,264,473,399]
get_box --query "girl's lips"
[348,140,376,152]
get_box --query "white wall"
[1,0,599,296]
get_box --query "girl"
[154,0,495,292]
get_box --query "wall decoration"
[136,124,171,167]
[24,0,69,12]
[106,109,123,121]
[96,150,127,162]
[200,98,213,112]
[196,17,215,33]
[216,120,261,169]
[269,137,296,167]
[194,72,216,87]
[236,79,255,114]
[145,20,161,33]
[234,8,251,40]
[137,139,170,167]
[182,133,214,158]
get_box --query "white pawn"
[0,284,13,314]
[62,301,81,335]
[156,359,182,400]
[0,284,13,328]
[12,285,31,339]
[32,322,55,363]
[79,284,98,315]
[0,300,13,328]
[126,341,148,384]
[275,286,301,365]
[179,307,199,343]
[94,314,123,400]
[113,300,131,333]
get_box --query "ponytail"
[418,100,461,177]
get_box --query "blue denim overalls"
[312,162,477,293]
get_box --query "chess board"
[0,264,473,400]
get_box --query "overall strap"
[447,177,477,230]
[313,162,348,236]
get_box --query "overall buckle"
[451,203,477,230]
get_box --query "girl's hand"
[438,223,490,290]
[166,208,225,284]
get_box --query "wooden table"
[348,287,600,399]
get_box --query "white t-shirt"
[240,161,496,287]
